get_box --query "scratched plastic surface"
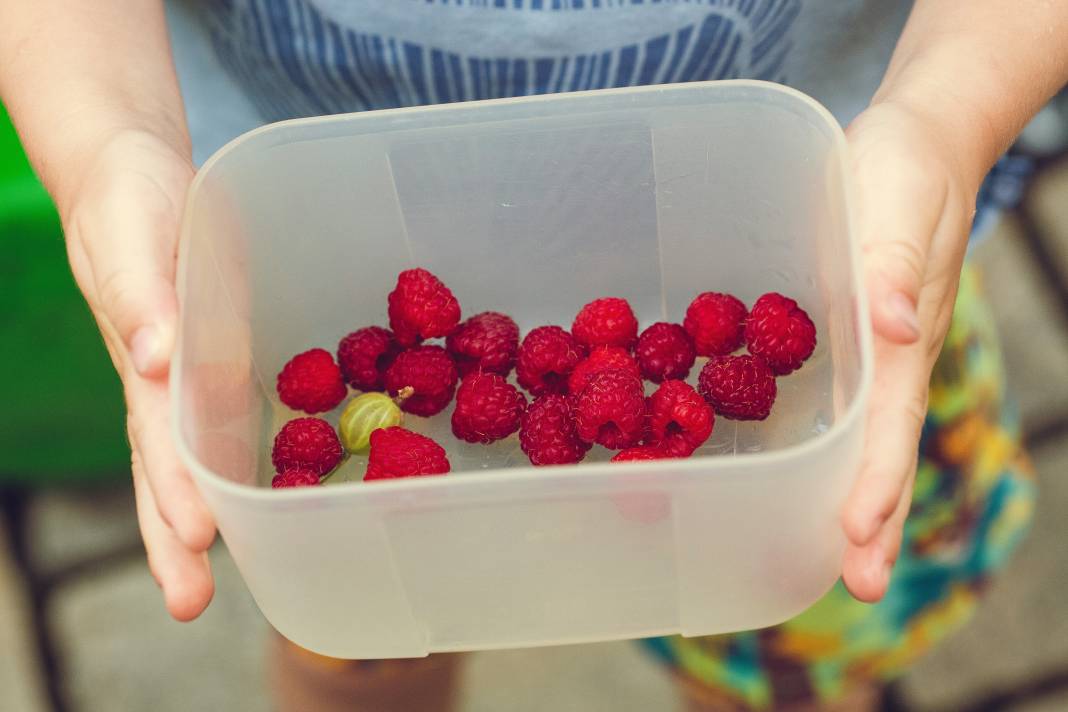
[172,81,872,659]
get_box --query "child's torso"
[192,0,911,126]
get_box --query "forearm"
[0,0,190,213]
[873,0,1068,189]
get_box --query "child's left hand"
[836,0,1068,603]
[838,100,978,603]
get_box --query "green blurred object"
[0,103,129,484]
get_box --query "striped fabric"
[197,0,802,121]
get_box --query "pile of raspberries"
[270,268,816,488]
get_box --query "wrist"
[870,57,1003,197]
[871,9,1066,192]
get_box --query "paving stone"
[27,484,140,576]
[970,217,1068,431]
[1010,690,1068,712]
[52,544,270,712]
[1030,161,1068,283]
[0,520,48,712]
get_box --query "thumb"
[74,170,185,378]
[848,126,948,345]
[99,266,177,379]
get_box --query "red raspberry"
[519,394,591,466]
[636,322,696,383]
[643,380,714,456]
[744,292,817,375]
[567,346,640,395]
[516,326,587,396]
[610,446,673,462]
[451,373,527,444]
[337,327,402,392]
[384,345,459,417]
[271,417,344,476]
[683,292,748,357]
[387,268,461,347]
[698,355,777,421]
[446,311,520,377]
[572,297,638,350]
[574,368,646,450]
[364,427,450,481]
[270,468,321,489]
[276,348,347,414]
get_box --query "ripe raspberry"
[636,322,696,383]
[610,447,673,462]
[519,394,591,466]
[270,468,321,489]
[683,292,748,357]
[698,355,777,421]
[387,268,462,347]
[276,348,347,414]
[271,417,344,476]
[644,380,714,456]
[516,326,587,396]
[384,345,459,417]
[337,327,402,392]
[446,311,520,377]
[572,297,639,350]
[574,368,646,450]
[364,427,450,481]
[744,292,817,375]
[568,346,640,395]
[451,373,527,444]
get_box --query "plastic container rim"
[171,79,874,501]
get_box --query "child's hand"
[829,0,1068,605]
[63,130,216,620]
[2,0,214,618]
[838,101,976,603]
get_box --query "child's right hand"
[1,0,215,620]
[63,129,216,621]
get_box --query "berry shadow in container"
[172,81,873,659]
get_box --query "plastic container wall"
[173,81,871,659]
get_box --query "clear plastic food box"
[173,80,872,659]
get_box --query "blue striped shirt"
[190,0,898,124]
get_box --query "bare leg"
[269,634,461,712]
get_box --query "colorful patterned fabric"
[640,264,1036,709]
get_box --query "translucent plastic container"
[173,80,872,659]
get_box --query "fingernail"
[889,292,920,338]
[130,326,159,375]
